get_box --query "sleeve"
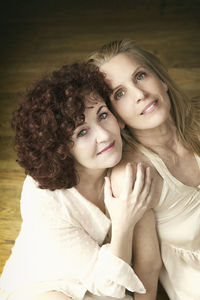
[20,177,146,298]
[84,243,146,297]
[53,225,146,298]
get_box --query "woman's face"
[100,53,171,133]
[70,95,122,172]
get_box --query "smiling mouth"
[140,100,158,115]
[97,141,115,155]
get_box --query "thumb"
[104,177,112,203]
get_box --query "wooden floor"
[0,1,200,299]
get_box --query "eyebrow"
[111,66,144,94]
[75,105,107,128]
[96,105,106,115]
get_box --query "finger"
[139,167,152,199]
[120,163,134,198]
[144,178,155,208]
[104,177,112,204]
[132,162,145,196]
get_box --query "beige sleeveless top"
[140,147,200,300]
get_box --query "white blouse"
[0,176,145,300]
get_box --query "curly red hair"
[12,63,111,190]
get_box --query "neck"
[78,168,106,189]
[75,167,107,208]
[131,119,180,153]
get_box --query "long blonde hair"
[89,39,200,155]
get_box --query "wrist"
[112,221,136,236]
[110,228,134,264]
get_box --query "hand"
[104,163,154,233]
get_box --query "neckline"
[140,146,200,189]
[69,186,109,218]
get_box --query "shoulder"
[110,159,137,197]
[21,175,56,203]
[21,176,73,223]
[110,150,163,207]
[110,147,150,197]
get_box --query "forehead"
[73,98,106,131]
[84,92,105,107]
[102,53,141,72]
[82,93,106,118]
[100,53,142,86]
[71,92,106,129]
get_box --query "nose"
[131,85,147,104]
[95,124,110,143]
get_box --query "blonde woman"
[89,40,200,300]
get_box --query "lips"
[140,100,158,115]
[97,141,115,155]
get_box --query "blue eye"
[136,72,146,81]
[114,90,125,100]
[99,112,108,121]
[77,129,87,138]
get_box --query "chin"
[143,113,170,129]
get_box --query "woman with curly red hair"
[0,63,153,300]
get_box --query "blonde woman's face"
[100,53,171,133]
[70,96,122,172]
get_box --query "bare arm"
[111,162,162,300]
[133,210,162,300]
[105,163,153,266]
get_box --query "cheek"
[70,142,86,159]
[109,115,122,132]
[162,90,171,108]
[110,101,127,118]
[115,104,135,121]
[71,149,88,165]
